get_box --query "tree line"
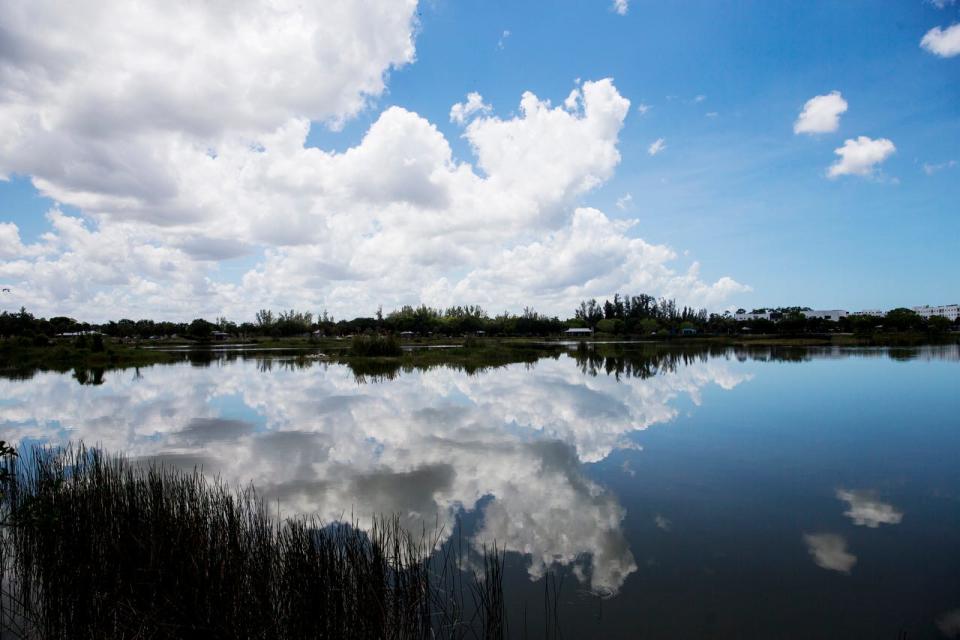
[1,295,956,343]
[0,304,565,341]
[573,294,709,335]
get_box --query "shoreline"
[1,333,956,377]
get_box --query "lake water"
[2,344,959,638]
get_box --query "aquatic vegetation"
[0,444,505,639]
[349,334,403,357]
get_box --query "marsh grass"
[0,444,505,639]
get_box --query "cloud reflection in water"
[804,533,857,574]
[0,353,751,594]
[835,489,903,528]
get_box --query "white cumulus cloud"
[0,223,28,260]
[0,1,748,321]
[450,92,492,125]
[827,136,896,178]
[921,23,960,57]
[648,138,667,156]
[794,91,848,135]
[612,0,629,16]
[446,208,750,314]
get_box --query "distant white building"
[735,309,850,322]
[733,306,959,323]
[564,327,594,336]
[801,310,849,322]
[734,312,773,322]
[912,304,960,321]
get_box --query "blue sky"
[385,0,960,309]
[0,0,957,319]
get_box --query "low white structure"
[802,310,849,322]
[735,309,851,322]
[850,309,885,317]
[912,304,960,321]
[564,327,594,335]
[734,312,773,322]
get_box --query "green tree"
[884,308,922,332]
[928,315,951,334]
[188,318,214,340]
[255,309,274,329]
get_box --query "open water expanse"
[2,344,959,638]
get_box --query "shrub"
[595,319,622,334]
[349,334,402,357]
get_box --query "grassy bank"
[0,444,504,639]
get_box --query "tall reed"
[0,444,504,639]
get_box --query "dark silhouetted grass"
[0,444,504,639]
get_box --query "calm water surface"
[2,345,958,638]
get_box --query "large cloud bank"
[0,0,747,320]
